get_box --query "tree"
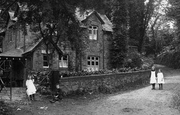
[110,0,128,68]
[128,0,155,53]
[167,0,180,38]
[144,0,174,56]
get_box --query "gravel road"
[87,64,180,115]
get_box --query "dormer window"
[89,26,98,40]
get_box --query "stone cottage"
[0,10,113,87]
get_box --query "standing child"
[157,69,165,90]
[150,66,156,90]
[26,74,37,101]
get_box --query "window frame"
[88,26,98,40]
[59,55,68,68]
[87,56,99,71]
[42,50,49,68]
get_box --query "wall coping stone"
[60,70,150,81]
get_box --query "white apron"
[150,71,156,84]
[157,72,165,84]
[26,79,36,96]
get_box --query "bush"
[156,50,180,69]
[124,52,143,68]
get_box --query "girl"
[157,69,165,90]
[150,66,156,90]
[26,73,37,101]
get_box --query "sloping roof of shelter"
[0,48,23,57]
[22,38,43,55]
[77,10,113,32]
[22,38,64,56]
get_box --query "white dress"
[150,71,156,84]
[157,72,165,84]
[26,79,36,96]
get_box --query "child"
[26,74,37,101]
[50,84,63,103]
[157,69,165,90]
[150,66,156,90]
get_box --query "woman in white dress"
[150,66,156,90]
[26,74,36,101]
[157,69,165,90]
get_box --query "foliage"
[124,52,143,68]
[167,0,180,36]
[128,0,155,52]
[145,38,164,57]
[0,101,13,115]
[110,0,128,69]
[156,48,180,69]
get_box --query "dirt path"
[90,65,180,115]
[11,65,180,115]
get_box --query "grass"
[172,89,180,111]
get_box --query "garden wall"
[59,70,150,95]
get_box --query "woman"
[150,66,156,90]
[157,69,165,90]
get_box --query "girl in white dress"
[26,74,36,101]
[150,66,156,90]
[157,69,165,90]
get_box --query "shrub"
[156,50,180,69]
[124,52,143,68]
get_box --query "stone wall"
[59,70,150,95]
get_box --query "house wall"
[31,42,76,72]
[81,13,111,71]
[3,25,38,52]
[3,28,17,52]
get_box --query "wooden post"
[23,59,27,87]
[10,61,12,101]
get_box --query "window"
[43,54,49,68]
[89,26,98,40]
[87,56,99,71]
[42,50,49,68]
[59,55,68,68]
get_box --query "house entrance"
[0,59,25,87]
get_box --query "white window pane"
[94,35,97,40]
[59,55,68,68]
[42,50,50,54]
[89,35,93,40]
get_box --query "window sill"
[43,66,49,68]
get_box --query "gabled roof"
[81,11,105,24]
[77,11,113,32]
